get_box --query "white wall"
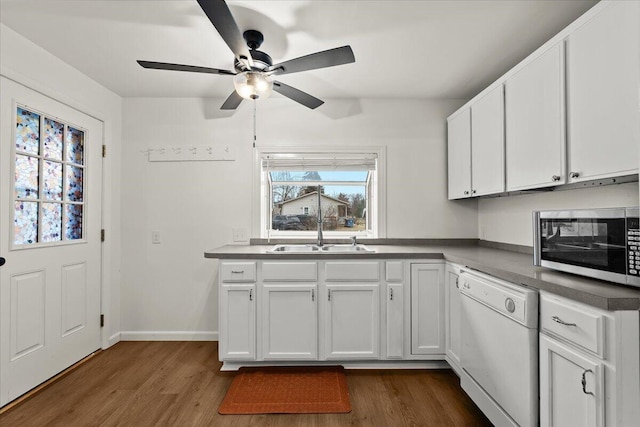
[478,182,639,247]
[120,97,476,337]
[0,24,123,347]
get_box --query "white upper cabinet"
[470,85,505,196]
[505,43,566,191]
[565,1,640,182]
[447,108,472,199]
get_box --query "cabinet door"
[566,1,640,182]
[445,266,461,371]
[261,284,317,360]
[220,284,255,360]
[411,263,445,355]
[385,283,403,359]
[540,334,604,427]
[324,284,379,359]
[505,43,565,190]
[471,85,505,196]
[447,108,472,199]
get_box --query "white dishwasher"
[459,270,539,427]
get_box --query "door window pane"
[43,118,64,160]
[65,204,83,240]
[14,201,39,244]
[15,155,39,199]
[16,107,40,154]
[65,166,83,202]
[42,203,62,242]
[43,160,63,201]
[66,127,84,165]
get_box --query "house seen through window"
[260,151,380,238]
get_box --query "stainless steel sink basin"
[270,244,320,252]
[320,244,374,253]
[268,244,374,253]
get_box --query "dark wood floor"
[0,342,492,426]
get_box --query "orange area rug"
[218,366,351,414]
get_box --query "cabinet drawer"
[386,261,404,282]
[540,293,604,357]
[262,262,317,282]
[220,262,257,283]
[325,262,380,282]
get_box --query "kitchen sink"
[320,244,374,252]
[269,244,374,253]
[270,244,321,252]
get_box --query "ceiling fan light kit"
[137,0,355,110]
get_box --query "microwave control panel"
[628,214,640,277]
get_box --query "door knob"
[551,175,561,182]
[570,171,580,179]
[0,257,5,267]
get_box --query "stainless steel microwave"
[533,207,640,287]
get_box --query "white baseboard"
[107,332,121,348]
[120,331,219,341]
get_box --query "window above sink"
[255,147,386,240]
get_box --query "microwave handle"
[532,211,541,266]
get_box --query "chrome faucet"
[317,185,324,247]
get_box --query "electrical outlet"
[152,230,161,244]
[232,228,247,242]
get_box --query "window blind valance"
[261,153,377,171]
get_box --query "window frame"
[253,146,386,239]
[11,103,88,250]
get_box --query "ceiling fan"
[137,0,355,110]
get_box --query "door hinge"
[100,314,104,328]
[101,229,105,242]
[102,145,106,158]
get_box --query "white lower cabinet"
[540,334,603,427]
[324,283,380,360]
[385,283,404,359]
[261,284,317,360]
[539,291,640,427]
[219,284,256,360]
[444,263,462,374]
[410,263,445,355]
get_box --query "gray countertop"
[204,243,640,311]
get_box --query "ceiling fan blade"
[221,91,244,110]
[137,60,235,75]
[197,0,252,68]
[268,46,355,76]
[273,81,324,109]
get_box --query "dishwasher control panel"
[459,270,538,328]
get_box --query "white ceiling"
[0,0,598,100]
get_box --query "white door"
[219,284,256,360]
[470,85,505,196]
[539,334,603,427]
[324,284,379,360]
[505,42,566,191]
[0,77,103,406]
[566,0,640,182]
[410,263,445,355]
[447,108,472,199]
[261,284,317,360]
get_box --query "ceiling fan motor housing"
[234,30,272,72]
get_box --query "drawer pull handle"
[231,270,245,274]
[552,316,576,327]
[249,289,253,301]
[581,369,594,396]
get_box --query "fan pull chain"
[252,98,257,148]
